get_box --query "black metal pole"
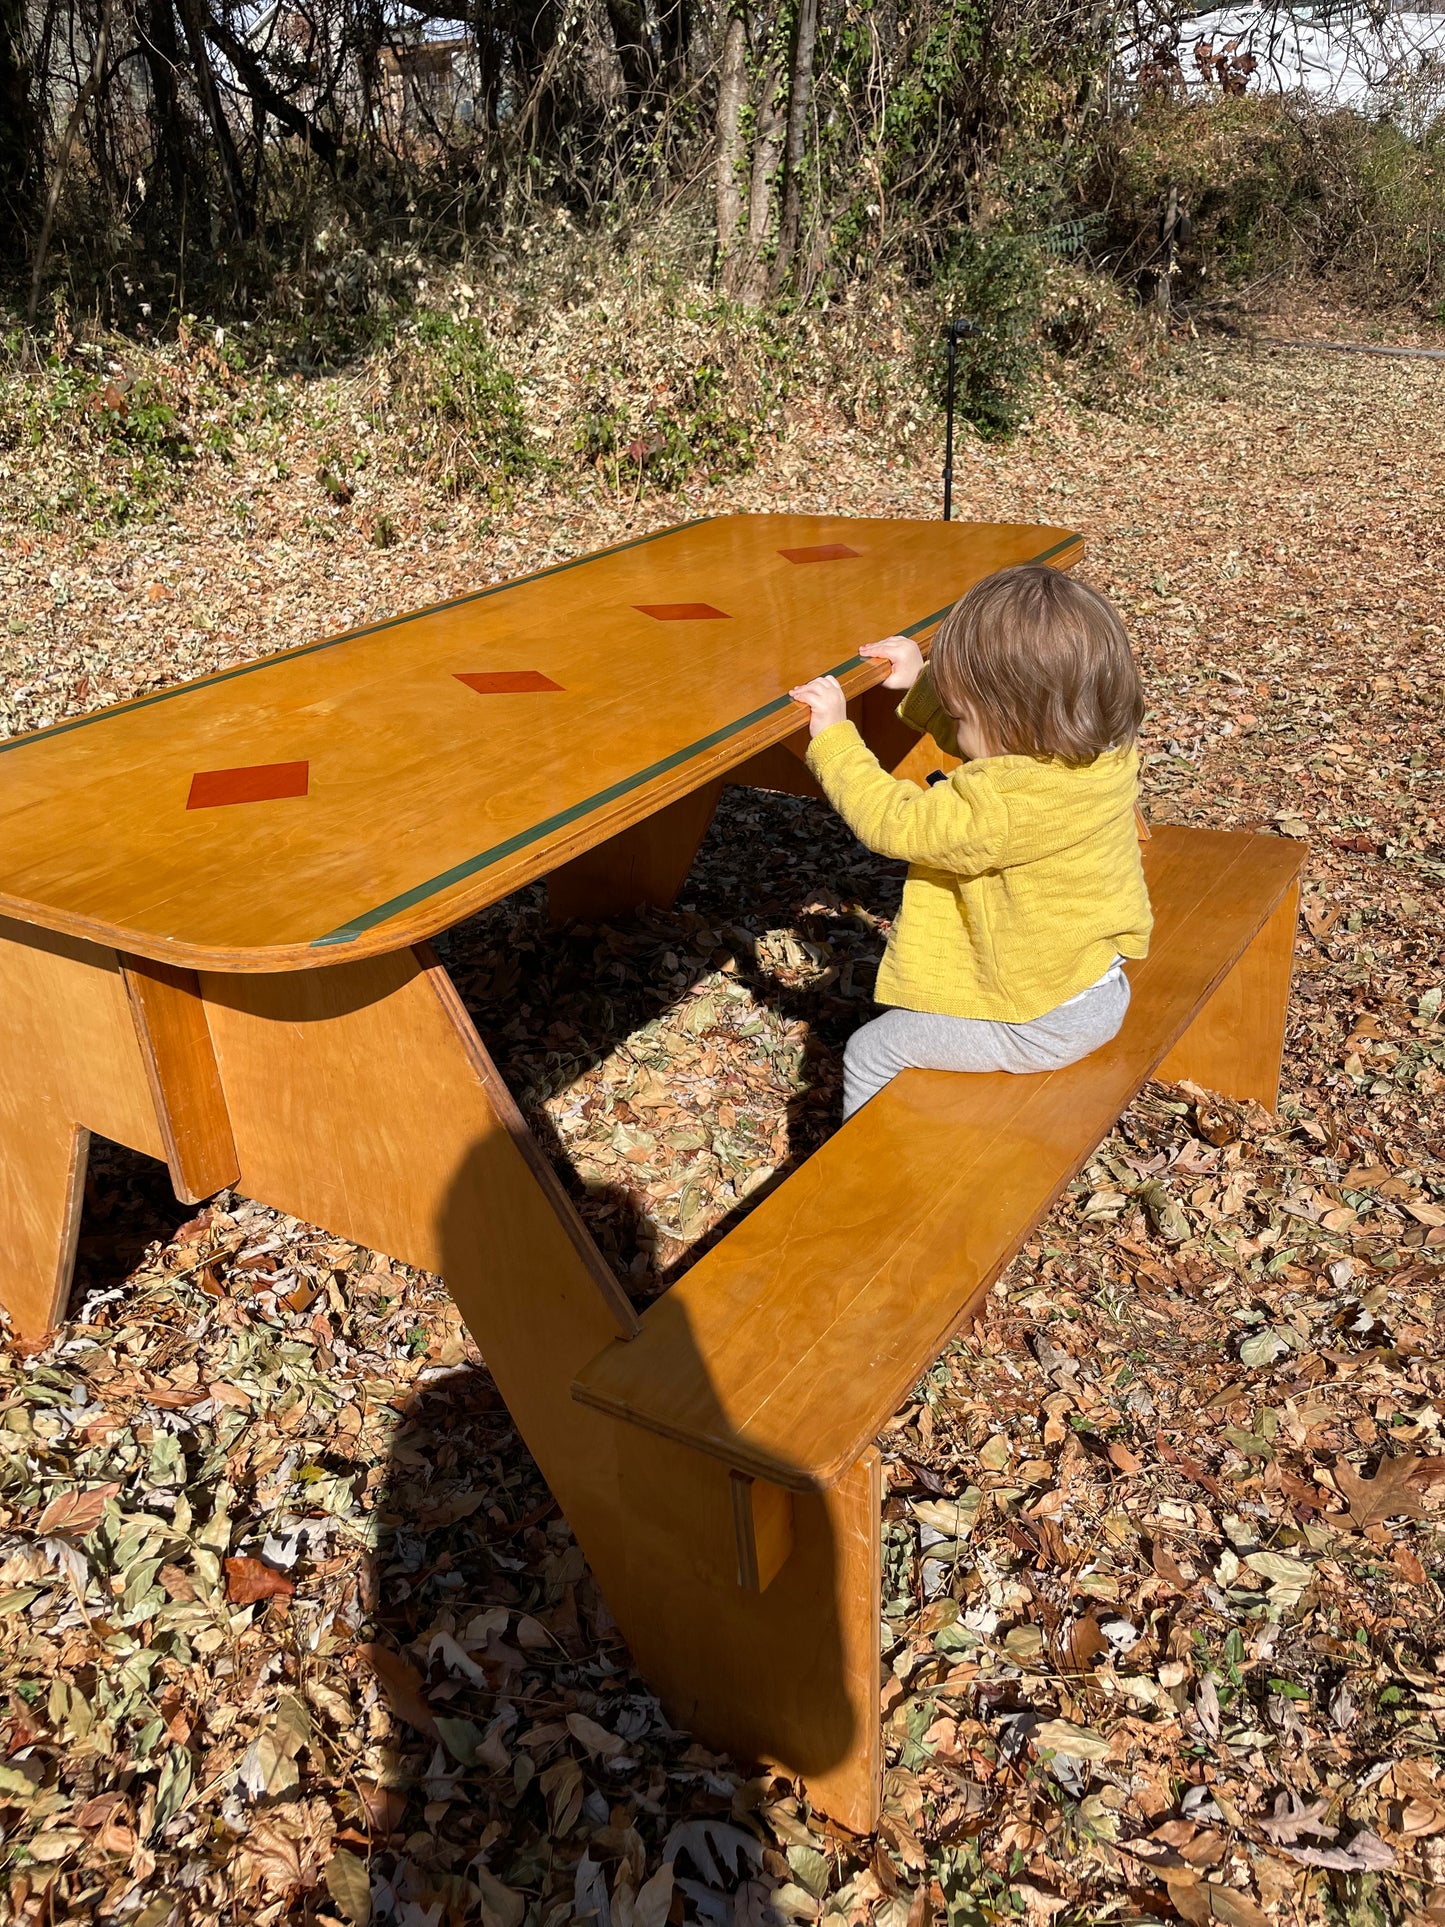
[941,318,978,521]
[942,323,957,522]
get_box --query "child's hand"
[789,674,848,737]
[860,634,924,690]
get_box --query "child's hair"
[930,565,1144,767]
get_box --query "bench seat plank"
[573,825,1304,1492]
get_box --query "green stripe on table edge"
[308,531,1081,947]
[0,517,711,758]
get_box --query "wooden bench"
[574,823,1302,1490]
[570,819,1302,1814]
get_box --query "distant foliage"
[0,322,253,526]
[388,315,537,495]
[0,0,1441,450]
[1098,94,1445,309]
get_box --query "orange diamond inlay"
[778,543,860,563]
[634,603,730,621]
[187,762,310,810]
[455,671,564,695]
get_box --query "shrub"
[387,315,537,496]
[1096,94,1445,308]
[929,229,1050,438]
[0,321,247,527]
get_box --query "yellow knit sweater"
[805,670,1153,1023]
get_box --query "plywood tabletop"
[0,515,1080,971]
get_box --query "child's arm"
[788,679,1005,871]
[858,633,961,760]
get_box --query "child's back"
[789,564,1152,1118]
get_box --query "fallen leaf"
[1166,1878,1269,1927]
[475,1865,525,1927]
[1344,1164,1390,1189]
[225,1556,295,1605]
[910,1491,983,1540]
[633,1862,675,1927]
[1395,1543,1428,1584]
[1032,1718,1111,1761]
[325,1847,372,1926]
[1059,1611,1108,1671]
[27,1827,85,1862]
[356,1783,407,1836]
[1150,1540,1190,1590]
[1242,1550,1313,1591]
[1256,1792,1337,1844]
[36,1483,121,1537]
[356,1643,439,1738]
[566,1710,625,1759]
[1334,1452,1443,1530]
[237,1730,300,1801]
[1281,1830,1396,1873]
[664,1816,764,1884]
[75,1792,127,1830]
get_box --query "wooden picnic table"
[0,513,1107,1826]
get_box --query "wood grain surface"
[0,917,169,1334]
[572,825,1307,1491]
[0,517,1078,971]
[1156,880,1299,1109]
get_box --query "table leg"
[121,956,239,1204]
[606,1434,882,1830]
[1156,879,1300,1111]
[198,943,882,1827]
[728,727,825,802]
[0,919,170,1336]
[547,781,724,925]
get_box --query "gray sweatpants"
[842,971,1131,1120]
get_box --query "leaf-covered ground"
[1,316,1443,1927]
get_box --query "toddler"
[789,564,1153,1120]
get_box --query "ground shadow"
[63,1135,196,1321]
[433,780,905,1305]
[355,1049,868,1907]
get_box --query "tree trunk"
[506,0,561,146]
[137,0,188,225]
[26,0,113,324]
[604,0,654,111]
[714,0,748,274]
[770,0,819,292]
[0,0,39,261]
[734,32,788,304]
[175,0,251,238]
[658,0,689,83]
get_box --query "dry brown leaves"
[0,291,1443,1926]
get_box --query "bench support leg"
[0,1107,90,1341]
[0,919,171,1337]
[547,781,723,925]
[731,1470,795,1592]
[1156,881,1300,1111]
[197,946,883,1830]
